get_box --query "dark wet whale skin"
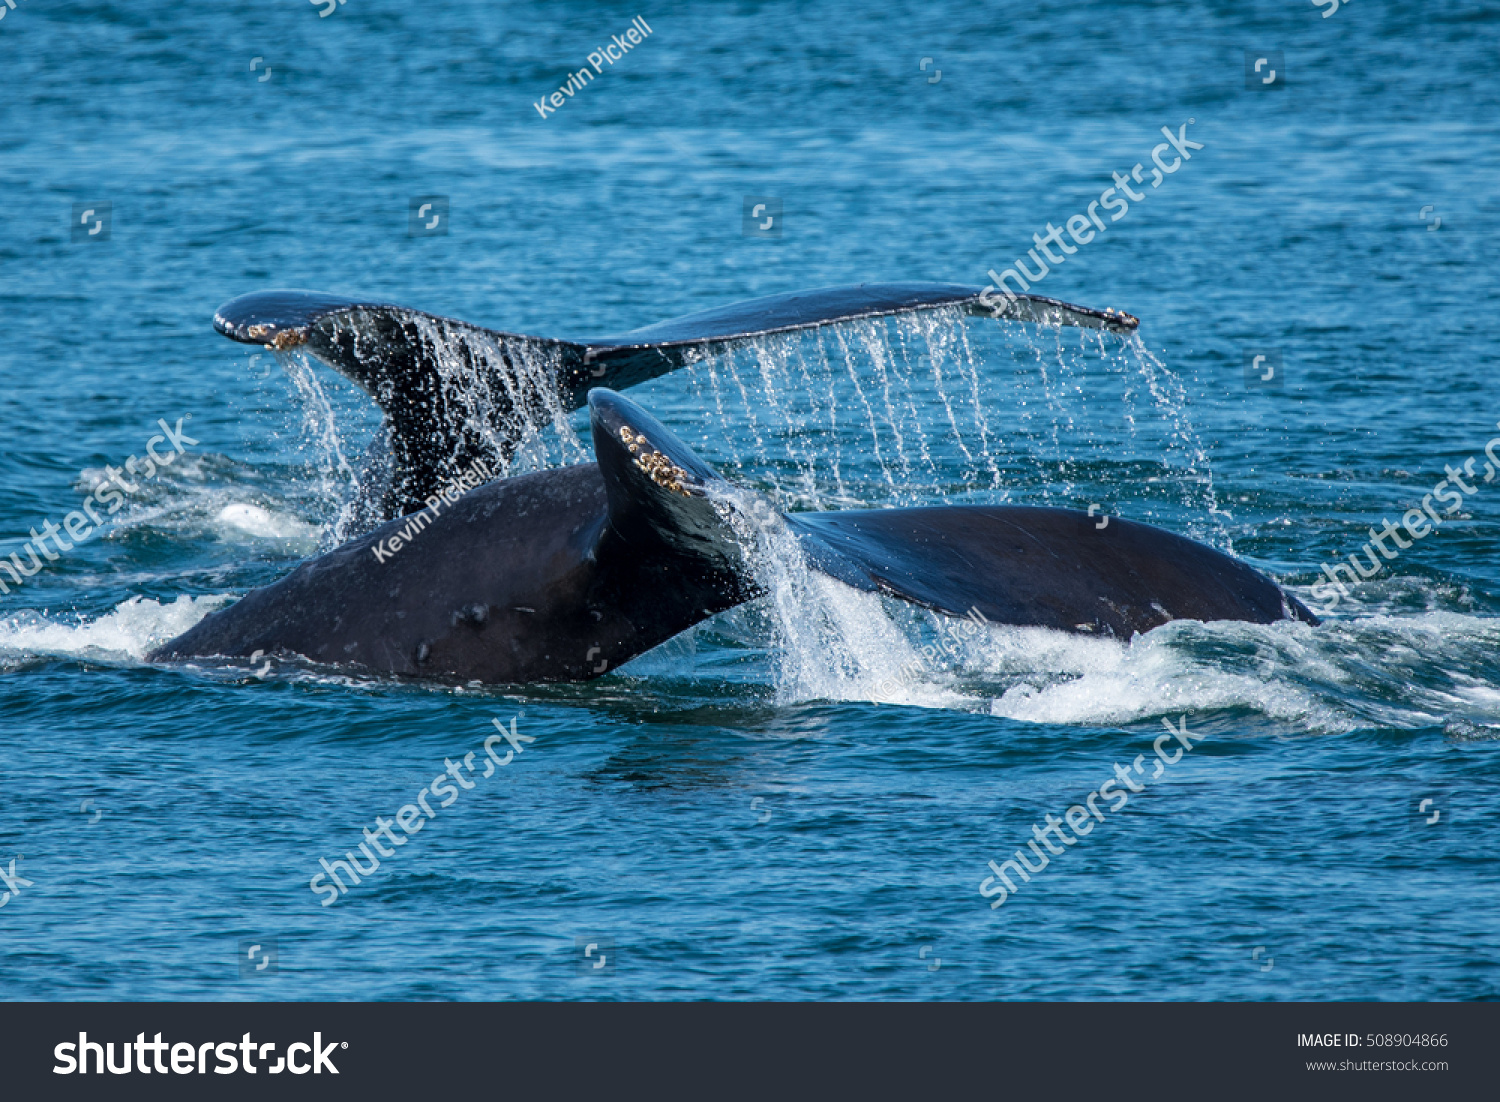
[150,463,751,684]
[151,391,1313,685]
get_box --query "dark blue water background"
[1,0,1498,999]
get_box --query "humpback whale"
[213,283,1139,528]
[151,389,1315,685]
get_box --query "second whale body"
[151,389,1316,685]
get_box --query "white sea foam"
[970,611,1500,732]
[696,501,1500,733]
[706,483,967,708]
[984,622,1346,731]
[71,452,323,553]
[0,595,227,666]
[215,503,321,542]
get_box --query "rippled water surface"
[1,0,1498,1000]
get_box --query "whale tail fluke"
[216,290,581,521]
[787,507,1318,636]
[216,284,1139,523]
[587,389,1316,641]
[585,388,760,620]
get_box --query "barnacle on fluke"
[619,424,693,496]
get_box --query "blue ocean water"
[1,0,1498,1001]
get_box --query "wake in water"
[110,467,322,552]
[0,595,225,670]
[691,464,1500,735]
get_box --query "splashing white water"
[68,454,322,552]
[674,311,1228,543]
[707,483,971,708]
[684,307,1008,509]
[215,503,321,542]
[279,350,364,518]
[269,305,1226,552]
[689,506,1500,732]
[274,315,591,544]
[402,316,589,477]
[0,595,227,666]
[1120,332,1230,548]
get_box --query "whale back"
[148,392,755,684]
